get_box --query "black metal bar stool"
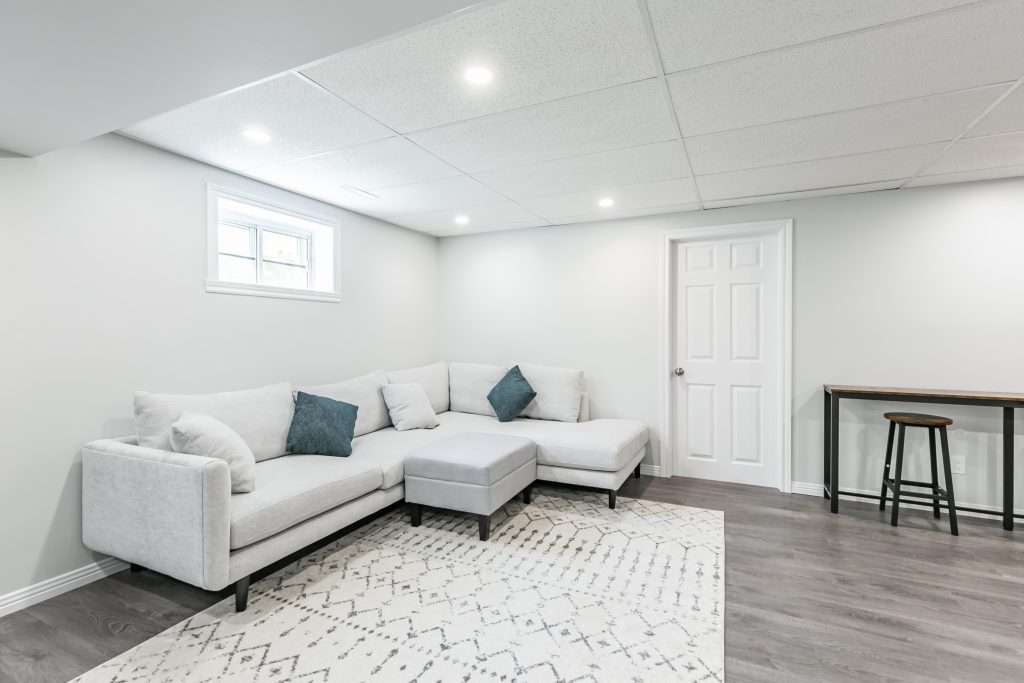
[879,412,959,535]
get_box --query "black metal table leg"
[830,395,840,513]
[824,390,832,499]
[1004,407,1014,531]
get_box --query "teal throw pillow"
[287,391,358,457]
[487,365,537,422]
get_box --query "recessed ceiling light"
[463,66,493,86]
[243,128,271,143]
[598,197,615,208]
[454,214,470,225]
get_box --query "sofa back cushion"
[298,370,390,437]
[449,362,508,417]
[518,363,585,423]
[134,382,294,461]
[386,361,449,414]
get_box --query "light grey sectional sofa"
[81,361,649,611]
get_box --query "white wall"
[0,134,440,597]
[439,179,1024,512]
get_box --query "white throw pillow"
[386,361,449,414]
[382,384,440,431]
[134,382,294,462]
[517,363,585,422]
[449,362,509,417]
[299,371,390,437]
[170,413,256,493]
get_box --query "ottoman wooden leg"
[608,490,616,509]
[523,483,533,504]
[478,514,491,541]
[409,503,422,527]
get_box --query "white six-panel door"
[673,232,781,488]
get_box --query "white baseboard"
[790,481,823,497]
[789,481,1024,520]
[0,557,128,618]
[640,464,662,477]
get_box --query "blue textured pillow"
[287,391,358,457]
[487,365,537,422]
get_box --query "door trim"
[658,219,793,492]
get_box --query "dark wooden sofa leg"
[609,489,616,509]
[478,514,491,541]
[634,464,641,479]
[522,484,533,504]
[409,503,422,527]
[129,563,144,573]
[235,575,250,612]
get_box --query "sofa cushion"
[287,392,358,457]
[170,413,256,493]
[229,455,382,549]
[518,363,585,423]
[387,361,449,414]
[382,383,439,431]
[449,362,508,417]
[134,382,294,462]
[487,365,537,422]
[435,411,647,472]
[299,371,389,437]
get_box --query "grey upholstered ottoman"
[404,433,537,540]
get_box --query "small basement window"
[206,185,340,302]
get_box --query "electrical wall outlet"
[951,455,966,475]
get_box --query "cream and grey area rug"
[76,488,724,682]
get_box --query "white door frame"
[658,219,793,492]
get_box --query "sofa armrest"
[81,438,231,590]
[578,393,591,422]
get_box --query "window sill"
[205,279,341,303]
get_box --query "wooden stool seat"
[879,412,958,535]
[884,412,953,427]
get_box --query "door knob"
[673,368,685,376]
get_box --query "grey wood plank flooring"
[1,477,1022,682]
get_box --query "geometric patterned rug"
[74,487,724,682]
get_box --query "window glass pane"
[262,230,306,265]
[218,223,254,257]
[218,254,256,284]
[261,261,308,289]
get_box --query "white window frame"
[206,184,341,303]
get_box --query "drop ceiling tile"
[519,178,698,219]
[300,0,657,133]
[475,141,690,199]
[122,73,392,169]
[696,144,943,200]
[648,0,975,73]
[408,80,676,172]
[318,175,507,218]
[545,202,701,226]
[924,132,1024,175]
[389,201,548,233]
[248,137,460,197]
[701,181,901,208]
[685,86,1003,175]
[668,0,1024,136]
[907,164,1024,187]
[967,85,1024,138]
